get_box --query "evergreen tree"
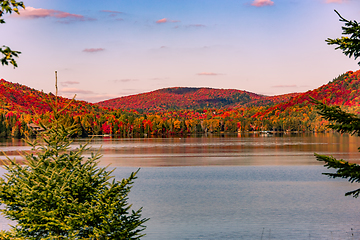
[0,88,148,239]
[326,10,360,65]
[315,10,360,197]
[314,100,360,197]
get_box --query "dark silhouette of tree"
[326,10,360,66]
[315,10,360,197]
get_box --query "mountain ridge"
[1,69,360,116]
[0,78,105,115]
[252,70,360,119]
[96,86,300,111]
[0,70,360,137]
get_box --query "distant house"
[27,123,45,132]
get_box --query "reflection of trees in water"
[60,133,360,167]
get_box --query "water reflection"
[0,133,360,167]
[0,133,360,239]
[1,133,360,167]
[84,133,360,167]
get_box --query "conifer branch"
[0,72,148,238]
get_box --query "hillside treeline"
[0,104,335,138]
[1,70,360,138]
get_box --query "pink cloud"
[100,10,123,18]
[113,79,139,83]
[61,81,79,87]
[156,18,168,23]
[156,18,180,24]
[325,0,346,3]
[197,72,222,76]
[17,6,95,21]
[251,0,274,7]
[83,48,105,53]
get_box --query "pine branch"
[0,72,148,238]
[326,10,360,65]
[315,153,360,197]
[311,98,360,135]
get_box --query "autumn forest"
[1,69,360,138]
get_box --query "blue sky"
[1,0,360,102]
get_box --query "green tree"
[314,101,360,197]
[315,11,360,198]
[0,95,148,239]
[326,10,360,66]
[0,0,24,67]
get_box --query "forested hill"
[252,70,360,119]
[2,69,360,116]
[0,70,359,137]
[0,79,104,115]
[94,69,360,112]
[96,87,299,111]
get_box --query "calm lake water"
[1,132,360,239]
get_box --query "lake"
[1,132,360,239]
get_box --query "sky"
[1,0,360,103]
